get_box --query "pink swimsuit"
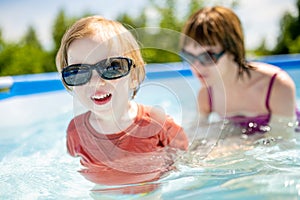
[208,73,300,134]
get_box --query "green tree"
[117,0,205,64]
[157,0,182,31]
[0,10,82,76]
[52,9,77,58]
[0,29,4,50]
[253,38,272,56]
[0,0,243,76]
[21,26,42,49]
[272,0,300,54]
[0,26,55,76]
[52,9,70,55]
[117,10,147,29]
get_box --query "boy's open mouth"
[91,93,112,105]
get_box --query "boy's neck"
[88,101,138,134]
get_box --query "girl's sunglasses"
[179,49,225,66]
[62,57,133,86]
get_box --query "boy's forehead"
[67,37,121,64]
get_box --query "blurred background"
[0,0,299,76]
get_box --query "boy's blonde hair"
[56,16,145,94]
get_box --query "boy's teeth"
[93,93,111,99]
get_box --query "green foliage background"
[0,0,299,76]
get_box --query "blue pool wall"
[0,54,299,100]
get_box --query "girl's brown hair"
[181,6,254,78]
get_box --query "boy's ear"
[130,79,138,89]
[130,66,139,89]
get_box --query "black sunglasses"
[179,49,225,66]
[62,57,133,86]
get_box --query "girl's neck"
[216,62,246,89]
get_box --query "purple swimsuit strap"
[207,73,278,114]
[265,73,278,113]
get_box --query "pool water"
[0,63,300,199]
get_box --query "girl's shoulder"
[248,61,294,86]
[249,61,280,76]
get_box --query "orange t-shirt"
[66,104,188,186]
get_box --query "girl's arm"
[268,71,297,139]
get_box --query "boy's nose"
[90,70,106,85]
